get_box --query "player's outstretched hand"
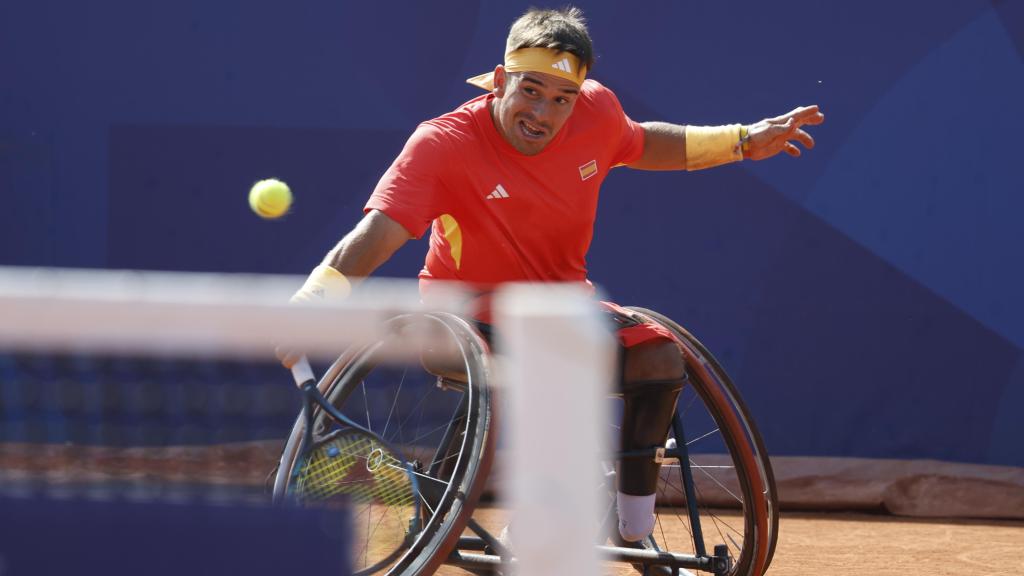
[745,105,824,161]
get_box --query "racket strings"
[296,432,414,507]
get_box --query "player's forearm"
[629,122,688,171]
[322,209,411,280]
[631,122,749,172]
[290,211,410,308]
[322,230,391,280]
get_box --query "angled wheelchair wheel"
[272,313,496,575]
[621,307,778,576]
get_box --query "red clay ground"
[438,507,1024,575]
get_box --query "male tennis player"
[284,6,822,568]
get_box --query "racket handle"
[290,355,317,388]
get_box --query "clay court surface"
[438,507,1024,576]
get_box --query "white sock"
[617,491,656,542]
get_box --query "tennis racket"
[288,356,422,572]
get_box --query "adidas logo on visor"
[552,58,572,73]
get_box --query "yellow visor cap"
[466,47,587,91]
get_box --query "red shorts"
[599,301,679,348]
[422,282,678,350]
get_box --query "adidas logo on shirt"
[551,58,572,73]
[486,184,510,200]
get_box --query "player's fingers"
[773,105,824,126]
[795,110,826,127]
[784,142,802,157]
[792,128,815,149]
[793,105,819,118]
[767,106,807,124]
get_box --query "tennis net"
[0,266,445,504]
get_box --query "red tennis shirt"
[365,79,645,295]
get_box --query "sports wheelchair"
[272,307,778,576]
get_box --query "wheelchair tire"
[625,307,778,576]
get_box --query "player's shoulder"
[580,78,613,97]
[575,79,626,118]
[416,94,489,145]
[578,79,618,105]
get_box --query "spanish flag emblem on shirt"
[579,159,598,181]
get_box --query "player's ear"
[492,65,507,97]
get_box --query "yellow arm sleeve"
[290,264,352,303]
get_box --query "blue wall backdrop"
[2,0,1022,467]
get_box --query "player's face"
[491,69,580,155]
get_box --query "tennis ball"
[248,178,292,219]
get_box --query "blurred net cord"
[0,266,467,360]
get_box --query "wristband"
[685,124,744,171]
[291,264,352,304]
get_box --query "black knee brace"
[618,375,687,496]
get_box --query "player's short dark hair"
[506,7,595,72]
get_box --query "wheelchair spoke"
[419,490,437,517]
[661,459,734,467]
[663,454,744,510]
[356,501,404,569]
[727,531,742,553]
[686,428,720,447]
[691,457,743,505]
[344,502,382,569]
[392,385,436,445]
[654,484,676,549]
[411,470,451,488]
[425,446,464,473]
[381,368,408,441]
[662,467,745,539]
[679,390,700,418]
[696,484,744,560]
[658,475,692,538]
[408,417,465,447]
[363,510,370,568]
[706,512,731,560]
[361,379,373,434]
